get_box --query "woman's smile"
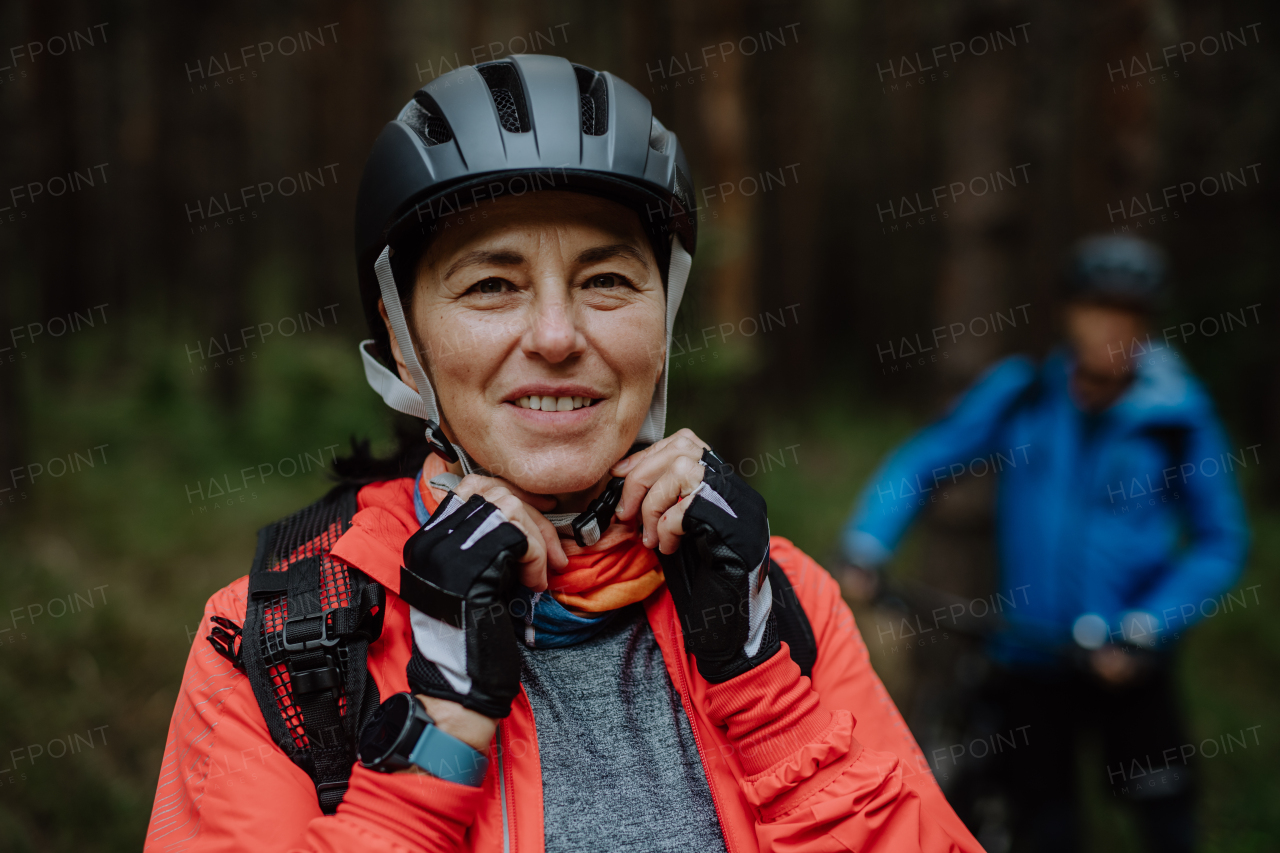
[511,396,600,412]
[503,384,608,430]
[504,382,605,413]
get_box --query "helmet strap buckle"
[570,476,626,547]
[424,419,459,464]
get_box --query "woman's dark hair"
[331,414,432,486]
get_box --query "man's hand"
[1089,644,1140,686]
[615,433,779,683]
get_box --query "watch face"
[358,692,412,766]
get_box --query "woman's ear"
[377,297,420,392]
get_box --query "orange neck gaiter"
[417,457,664,613]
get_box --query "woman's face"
[388,191,667,503]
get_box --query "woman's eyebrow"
[575,243,652,272]
[442,249,526,279]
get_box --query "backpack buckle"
[282,614,341,652]
[287,652,343,696]
[315,780,349,815]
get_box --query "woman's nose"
[522,291,585,364]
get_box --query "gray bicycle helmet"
[1063,235,1168,313]
[354,54,697,469]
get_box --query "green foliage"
[0,324,393,851]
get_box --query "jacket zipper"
[497,721,511,853]
[669,614,736,853]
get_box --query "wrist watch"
[357,692,489,786]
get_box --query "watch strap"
[407,719,490,787]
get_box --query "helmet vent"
[491,87,521,133]
[573,65,608,135]
[476,62,530,133]
[673,167,693,212]
[404,92,454,147]
[648,117,670,153]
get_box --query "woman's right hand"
[400,490,540,722]
[414,694,499,756]
[446,474,569,592]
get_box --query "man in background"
[839,235,1249,853]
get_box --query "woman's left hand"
[611,428,711,553]
[615,431,780,683]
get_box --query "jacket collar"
[328,477,419,596]
[1046,346,1202,429]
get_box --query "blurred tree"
[752,0,820,399]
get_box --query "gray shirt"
[518,605,730,853]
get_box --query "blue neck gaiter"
[413,473,618,649]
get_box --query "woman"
[146,55,982,852]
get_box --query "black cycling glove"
[657,449,780,683]
[399,493,528,719]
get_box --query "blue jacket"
[842,348,1250,667]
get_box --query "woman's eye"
[586,274,622,289]
[472,278,510,294]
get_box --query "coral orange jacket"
[146,476,984,853]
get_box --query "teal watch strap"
[407,721,489,787]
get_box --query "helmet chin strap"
[639,235,693,445]
[360,234,694,536]
[364,244,485,475]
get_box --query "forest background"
[0,0,1276,849]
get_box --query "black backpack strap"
[232,484,385,814]
[768,559,817,680]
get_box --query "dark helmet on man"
[1063,235,1168,313]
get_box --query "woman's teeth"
[515,395,597,411]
